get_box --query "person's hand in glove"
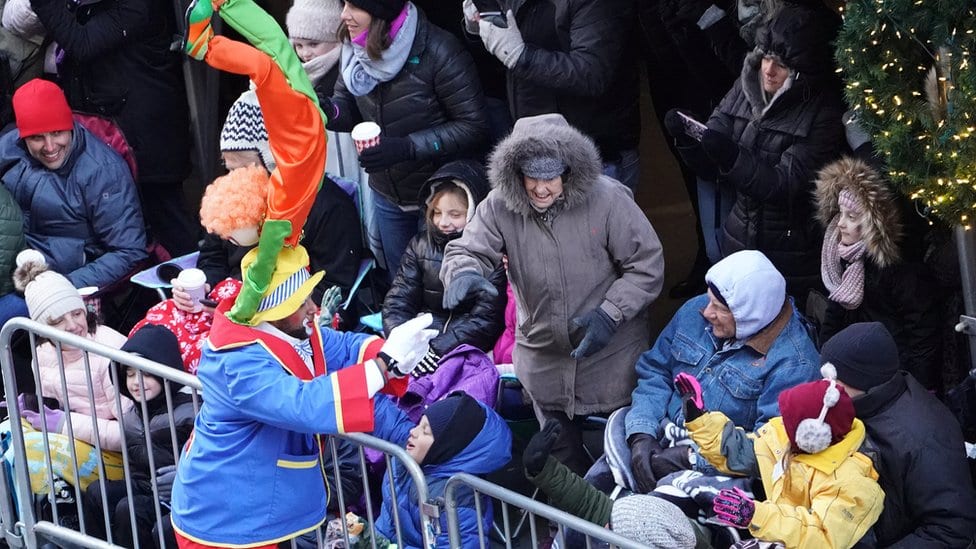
[569,307,618,359]
[22,404,65,433]
[674,372,706,422]
[713,487,755,528]
[317,93,340,127]
[379,313,438,378]
[628,433,664,493]
[479,11,524,69]
[155,465,178,502]
[523,421,561,476]
[412,348,442,378]
[461,0,480,34]
[319,285,343,327]
[650,446,693,479]
[443,272,498,309]
[359,136,415,172]
[700,129,740,172]
[663,109,701,146]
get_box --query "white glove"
[479,11,524,69]
[380,313,438,378]
[462,0,479,35]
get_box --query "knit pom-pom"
[823,385,841,408]
[13,250,50,293]
[795,418,832,454]
[820,362,837,381]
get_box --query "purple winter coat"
[399,344,499,423]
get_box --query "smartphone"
[473,0,507,27]
[678,111,707,141]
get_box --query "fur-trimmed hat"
[220,89,276,172]
[13,250,85,325]
[286,0,343,43]
[815,156,902,268]
[611,495,696,548]
[240,245,323,325]
[778,364,855,454]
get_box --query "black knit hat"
[820,322,899,391]
[346,0,405,21]
[115,324,186,400]
[422,392,485,466]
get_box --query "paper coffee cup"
[351,121,381,154]
[175,268,207,313]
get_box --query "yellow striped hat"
[240,244,323,325]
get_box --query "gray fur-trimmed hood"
[487,114,602,218]
[814,156,902,267]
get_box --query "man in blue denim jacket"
[619,250,819,493]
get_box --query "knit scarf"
[339,2,417,97]
[821,215,867,310]
[303,46,341,88]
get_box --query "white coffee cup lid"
[78,286,99,297]
[351,121,381,140]
[176,267,207,286]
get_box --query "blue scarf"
[340,2,418,97]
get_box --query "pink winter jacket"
[36,325,133,451]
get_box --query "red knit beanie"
[778,376,855,453]
[12,79,74,139]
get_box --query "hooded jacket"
[679,4,846,296]
[689,411,884,549]
[441,114,664,416]
[0,122,148,288]
[814,157,942,386]
[371,395,512,549]
[383,160,506,356]
[329,8,489,208]
[114,357,195,492]
[855,372,976,548]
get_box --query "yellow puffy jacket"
[687,411,884,549]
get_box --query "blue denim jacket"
[625,295,819,439]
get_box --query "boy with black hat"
[825,322,976,548]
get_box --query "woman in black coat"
[321,0,488,281]
[382,160,505,376]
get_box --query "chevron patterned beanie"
[220,89,276,172]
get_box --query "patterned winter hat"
[287,0,343,43]
[220,89,276,172]
[611,495,696,548]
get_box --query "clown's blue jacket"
[170,306,389,547]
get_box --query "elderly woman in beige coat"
[441,113,664,475]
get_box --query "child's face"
[431,192,468,235]
[406,415,434,464]
[290,38,338,63]
[126,367,163,402]
[836,201,865,246]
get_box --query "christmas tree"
[835,0,976,226]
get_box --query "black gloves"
[674,372,706,423]
[443,272,498,309]
[523,421,561,476]
[663,108,700,147]
[701,129,740,172]
[317,94,340,128]
[359,136,415,172]
[628,433,664,493]
[672,0,712,25]
[569,307,618,359]
[650,446,693,479]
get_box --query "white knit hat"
[219,90,276,172]
[286,0,343,43]
[611,495,697,548]
[12,250,85,324]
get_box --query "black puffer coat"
[501,0,640,159]
[856,372,976,548]
[329,9,488,207]
[690,4,845,295]
[382,160,505,356]
[31,0,190,186]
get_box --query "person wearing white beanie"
[613,249,819,495]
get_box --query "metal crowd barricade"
[0,318,441,549]
[444,473,650,549]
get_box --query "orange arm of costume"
[204,35,326,246]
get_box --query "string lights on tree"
[835,0,976,226]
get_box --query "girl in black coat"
[815,157,943,389]
[382,160,505,376]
